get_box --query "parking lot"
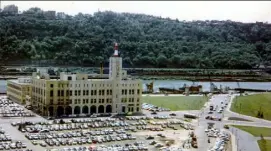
[0,95,209,151]
[0,96,34,118]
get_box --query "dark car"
[146,136,154,140]
[208,111,213,114]
[151,112,157,115]
[224,125,229,129]
[169,113,176,116]
[205,116,211,119]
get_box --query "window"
[78,91,81,96]
[58,90,60,96]
[137,89,140,94]
[99,99,101,103]
[99,90,101,95]
[61,90,64,96]
[107,99,109,103]
[78,99,81,104]
[66,90,69,96]
[137,98,140,102]
[83,99,85,104]
[86,99,89,104]
[83,90,85,96]
[68,76,72,80]
[91,99,93,103]
[50,99,53,105]
[70,90,72,96]
[50,84,53,88]
[107,90,109,95]
[75,99,77,104]
[50,90,53,97]
[94,99,97,103]
[75,91,77,96]
[86,90,89,96]
[102,99,104,103]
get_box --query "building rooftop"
[9,79,31,85]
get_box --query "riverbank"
[1,75,271,82]
[135,75,271,82]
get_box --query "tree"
[1,8,271,68]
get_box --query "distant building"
[2,5,18,15]
[57,12,66,19]
[7,78,32,104]
[43,11,56,20]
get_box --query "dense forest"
[1,6,271,69]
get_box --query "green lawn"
[142,95,208,111]
[231,125,271,137]
[231,93,271,121]
[258,140,271,151]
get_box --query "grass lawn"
[231,125,271,137]
[258,140,271,151]
[142,95,208,111]
[231,93,271,121]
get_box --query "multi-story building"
[7,78,32,104]
[30,43,142,117]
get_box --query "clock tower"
[109,43,124,113]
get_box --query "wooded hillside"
[1,6,271,69]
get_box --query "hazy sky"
[2,1,271,23]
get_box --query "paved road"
[194,93,271,151]
[195,94,229,151]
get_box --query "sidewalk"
[224,129,237,151]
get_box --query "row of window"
[49,99,71,105]
[7,88,21,96]
[74,98,113,104]
[49,89,140,97]
[7,83,22,91]
[121,98,140,103]
[50,83,141,88]
[33,87,45,96]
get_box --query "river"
[0,80,270,93]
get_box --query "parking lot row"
[45,141,149,151]
[0,97,34,117]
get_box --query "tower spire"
[113,43,119,57]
